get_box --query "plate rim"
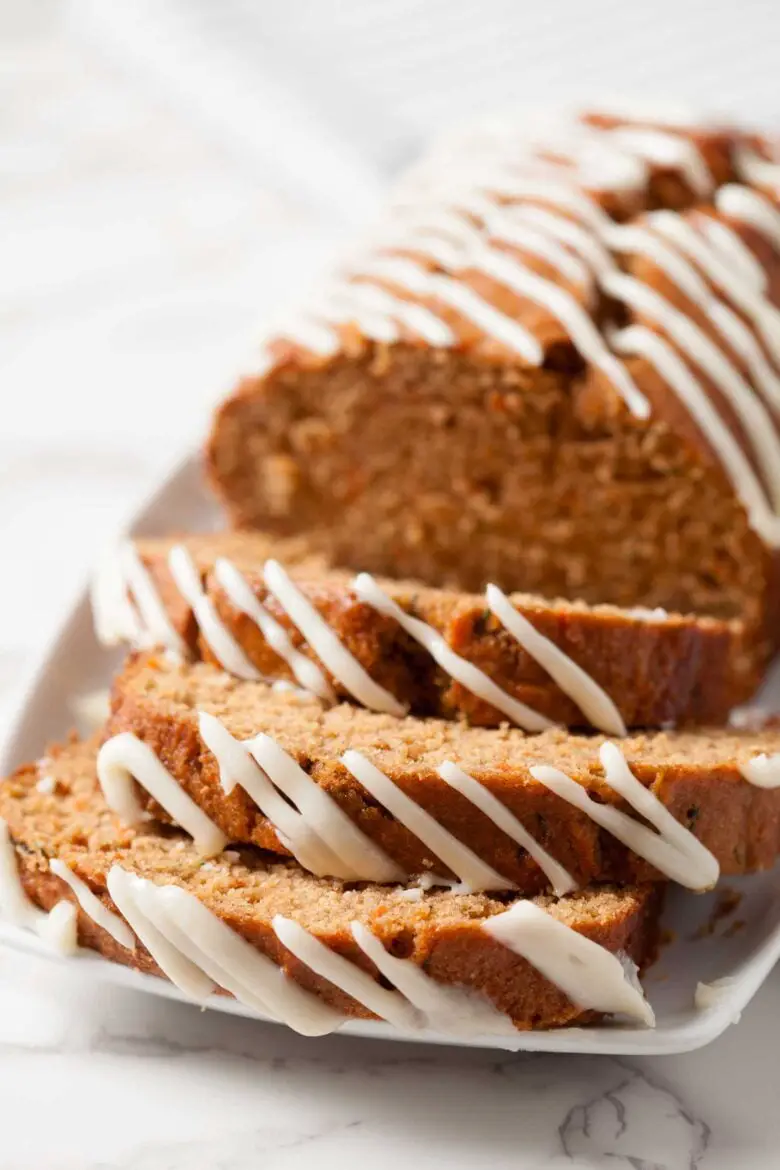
[0,919,759,1056]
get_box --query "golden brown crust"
[0,739,662,1030]
[132,532,753,729]
[106,655,780,892]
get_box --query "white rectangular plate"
[3,453,780,1055]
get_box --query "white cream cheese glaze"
[263,559,406,716]
[340,749,510,893]
[94,542,636,735]
[649,209,780,366]
[37,901,79,954]
[334,279,457,346]
[91,540,187,655]
[352,253,545,361]
[219,112,780,541]
[479,215,591,285]
[500,204,616,279]
[98,719,514,890]
[244,114,780,549]
[0,818,654,1033]
[607,126,713,197]
[198,711,363,879]
[246,732,404,882]
[463,241,650,418]
[213,557,333,701]
[734,145,780,191]
[738,754,780,788]
[601,271,780,511]
[611,326,780,546]
[0,819,78,955]
[483,899,654,1025]
[348,921,515,1037]
[50,858,136,950]
[167,545,261,682]
[485,584,627,736]
[378,168,780,545]
[717,184,780,252]
[48,861,135,950]
[96,732,228,857]
[130,877,343,1035]
[263,138,653,415]
[437,762,576,896]
[605,221,780,413]
[302,277,457,350]
[106,866,217,1002]
[351,572,555,732]
[530,742,720,891]
[83,868,654,1034]
[695,215,768,290]
[98,711,718,894]
[271,916,422,1030]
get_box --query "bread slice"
[105,654,780,893]
[204,113,780,670]
[0,737,661,1034]
[92,532,752,731]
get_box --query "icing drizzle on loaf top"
[247,111,780,546]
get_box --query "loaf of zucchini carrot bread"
[4,106,780,1041]
[206,110,780,673]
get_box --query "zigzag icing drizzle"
[95,719,719,892]
[0,820,653,1034]
[92,545,627,736]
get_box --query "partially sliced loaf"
[204,113,780,672]
[92,532,752,731]
[106,654,780,892]
[0,738,661,1033]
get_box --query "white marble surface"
[2,946,779,1170]
[1,6,780,1168]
